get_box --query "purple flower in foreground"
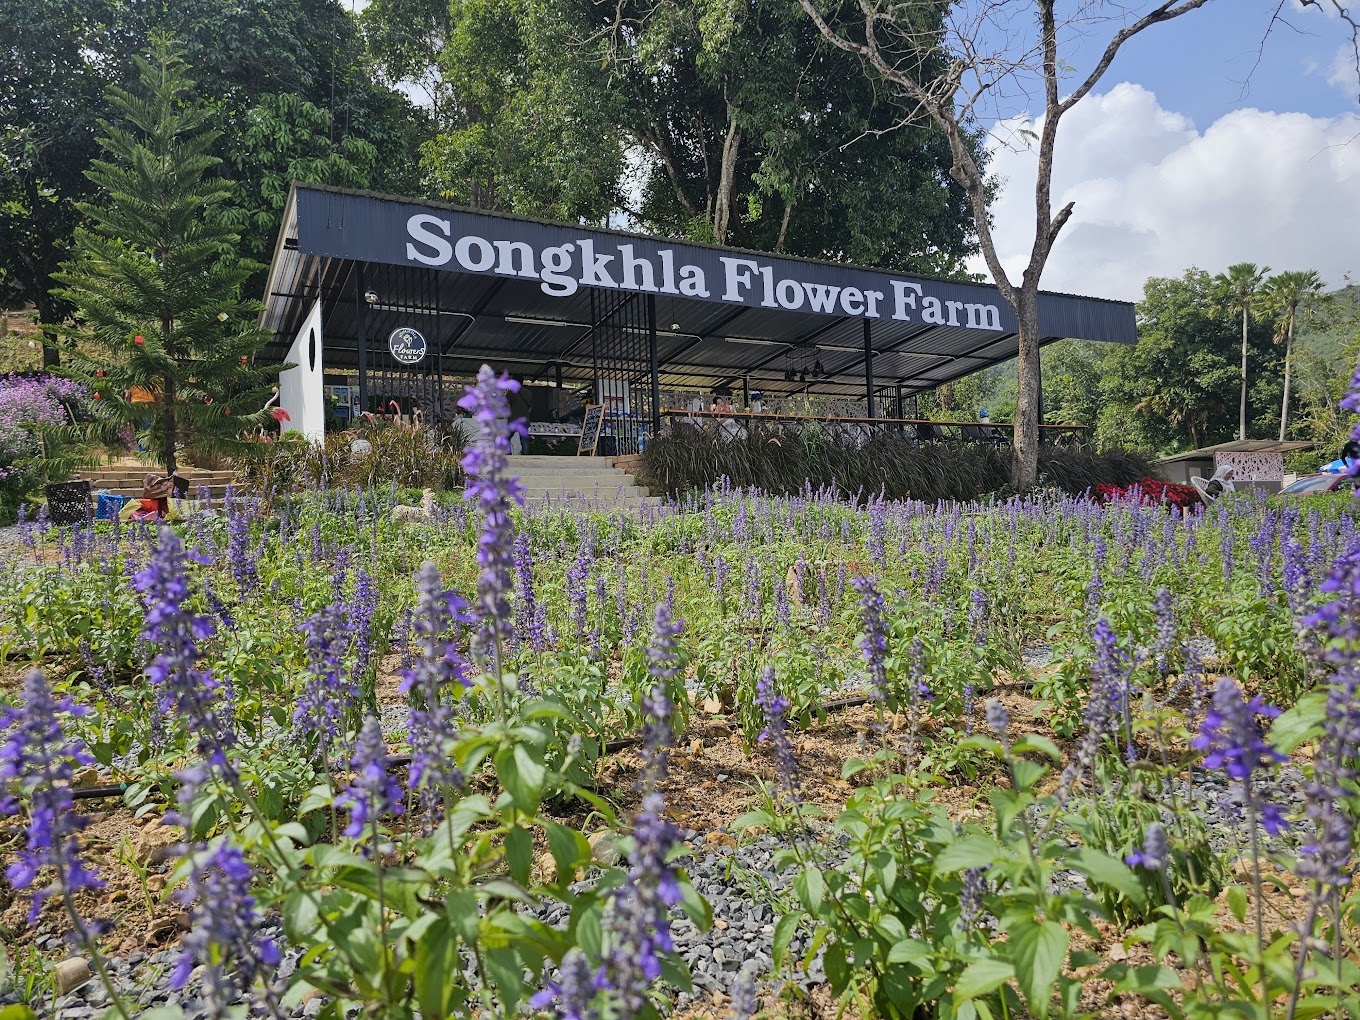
[459,365,526,660]
[1295,668,1360,910]
[1192,678,1289,835]
[336,715,403,844]
[171,841,281,1016]
[852,575,889,704]
[756,667,800,805]
[135,529,236,768]
[958,867,987,930]
[1125,822,1168,871]
[1192,678,1286,783]
[401,563,472,810]
[293,601,357,759]
[531,947,602,1020]
[0,671,103,922]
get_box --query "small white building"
[1153,440,1313,494]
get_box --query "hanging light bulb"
[799,368,807,384]
[813,358,825,378]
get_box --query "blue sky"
[971,2,1360,299]
[1069,1,1356,125]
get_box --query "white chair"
[1190,465,1236,503]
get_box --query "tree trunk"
[1012,296,1042,490]
[36,291,62,368]
[1239,304,1249,442]
[161,311,176,475]
[1279,306,1294,442]
[712,114,741,245]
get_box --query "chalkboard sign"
[578,405,606,456]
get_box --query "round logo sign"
[388,327,427,365]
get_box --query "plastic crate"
[45,481,92,526]
[95,492,131,521]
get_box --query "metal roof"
[1155,440,1315,463]
[259,184,1138,400]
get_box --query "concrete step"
[509,461,625,475]
[512,474,635,490]
[524,495,664,511]
[90,487,237,500]
[517,484,650,500]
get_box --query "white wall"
[278,299,326,442]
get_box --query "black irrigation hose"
[63,679,1047,803]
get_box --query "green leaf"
[484,946,524,1014]
[794,864,826,914]
[954,957,1015,1002]
[414,918,459,1020]
[496,744,546,814]
[1269,692,1326,753]
[0,1007,39,1020]
[1008,918,1068,1018]
[932,835,999,877]
[505,825,533,886]
[544,821,590,883]
[824,941,850,993]
[1069,848,1145,905]
[773,911,802,966]
[1226,885,1247,924]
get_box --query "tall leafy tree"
[0,0,120,366]
[1211,262,1270,442]
[1101,269,1279,452]
[1262,269,1326,441]
[56,39,277,475]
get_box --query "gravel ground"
[17,749,1314,1020]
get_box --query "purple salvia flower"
[514,532,541,650]
[134,529,236,768]
[171,841,282,1016]
[401,563,472,808]
[531,947,601,1020]
[0,671,103,922]
[459,365,527,663]
[852,576,889,705]
[293,601,357,760]
[226,502,258,592]
[350,568,379,688]
[958,867,987,930]
[1295,668,1360,913]
[1150,587,1176,678]
[336,714,404,844]
[1192,678,1288,835]
[755,666,800,805]
[1125,821,1168,870]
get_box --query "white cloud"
[970,82,1360,302]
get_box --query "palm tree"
[1212,263,1271,442]
[1263,270,1326,442]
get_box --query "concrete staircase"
[79,463,240,501]
[506,455,662,510]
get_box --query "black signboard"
[292,186,1137,345]
[578,405,605,456]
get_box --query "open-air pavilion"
[260,184,1137,452]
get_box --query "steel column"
[863,318,875,418]
[355,265,368,412]
[647,294,661,438]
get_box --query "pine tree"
[55,37,278,476]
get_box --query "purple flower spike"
[171,841,281,1014]
[459,365,527,659]
[1192,678,1286,783]
[1125,822,1167,870]
[852,575,889,704]
[294,601,357,760]
[0,671,103,923]
[337,715,404,845]
[134,528,237,768]
[756,667,800,805]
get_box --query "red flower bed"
[1096,477,1201,509]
